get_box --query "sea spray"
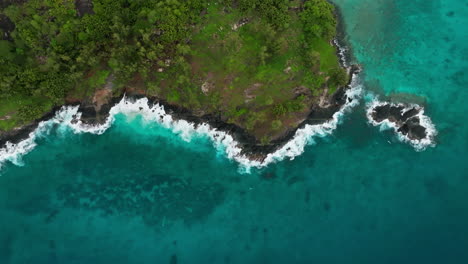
[1,37,363,172]
[74,97,264,170]
[72,72,363,170]
[333,39,349,68]
[0,106,80,170]
[365,99,437,151]
[0,74,362,172]
[262,73,362,164]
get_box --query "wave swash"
[6,37,438,172]
[365,98,437,151]
[0,74,363,172]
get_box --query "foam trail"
[262,74,362,166]
[333,39,349,68]
[1,30,362,172]
[1,35,361,172]
[74,97,264,170]
[0,73,363,172]
[0,106,79,170]
[365,98,437,151]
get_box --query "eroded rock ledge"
[77,65,361,162]
[367,102,431,142]
[0,65,361,162]
[1,0,359,163]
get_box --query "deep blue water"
[1,0,468,263]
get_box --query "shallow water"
[1,0,468,263]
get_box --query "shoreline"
[0,69,361,165]
[90,64,361,162]
[67,72,362,169]
[0,6,361,164]
[330,0,355,67]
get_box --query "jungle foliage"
[0,0,347,141]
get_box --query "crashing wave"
[0,73,363,172]
[333,38,349,68]
[1,38,362,172]
[366,99,437,151]
[0,106,80,170]
[73,72,362,170]
[262,75,362,165]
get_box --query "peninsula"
[0,0,353,157]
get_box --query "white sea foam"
[365,99,437,151]
[262,77,362,165]
[1,37,362,173]
[0,106,80,170]
[333,39,349,68]
[0,73,362,172]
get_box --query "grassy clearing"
[0,95,53,131]
[310,38,340,72]
[1,0,346,144]
[151,4,345,141]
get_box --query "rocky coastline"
[367,103,428,141]
[0,66,360,163]
[76,68,363,162]
[0,6,360,162]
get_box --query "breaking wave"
[1,38,363,172]
[0,74,363,172]
[0,106,80,170]
[365,99,437,151]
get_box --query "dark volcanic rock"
[1,17,360,162]
[0,14,15,41]
[370,103,428,141]
[77,95,123,126]
[0,122,38,148]
[397,117,427,140]
[1,63,361,162]
[0,106,62,148]
[0,0,28,9]
[372,104,415,123]
[75,0,94,17]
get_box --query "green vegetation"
[0,0,348,143]
[273,95,307,117]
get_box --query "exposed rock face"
[369,103,428,141]
[231,18,249,31]
[77,97,116,125]
[397,116,427,140]
[0,0,28,9]
[0,14,15,41]
[0,63,361,162]
[75,0,94,17]
[1,15,361,162]
[0,106,61,148]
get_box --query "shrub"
[273,103,287,116]
[300,0,337,40]
[271,119,282,130]
[329,67,348,87]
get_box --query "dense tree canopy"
[301,0,337,40]
[0,0,346,140]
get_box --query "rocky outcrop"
[368,103,428,141]
[1,6,360,162]
[75,0,94,17]
[1,61,360,164]
[0,14,15,41]
[0,106,61,148]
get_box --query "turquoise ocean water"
[1,0,467,263]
